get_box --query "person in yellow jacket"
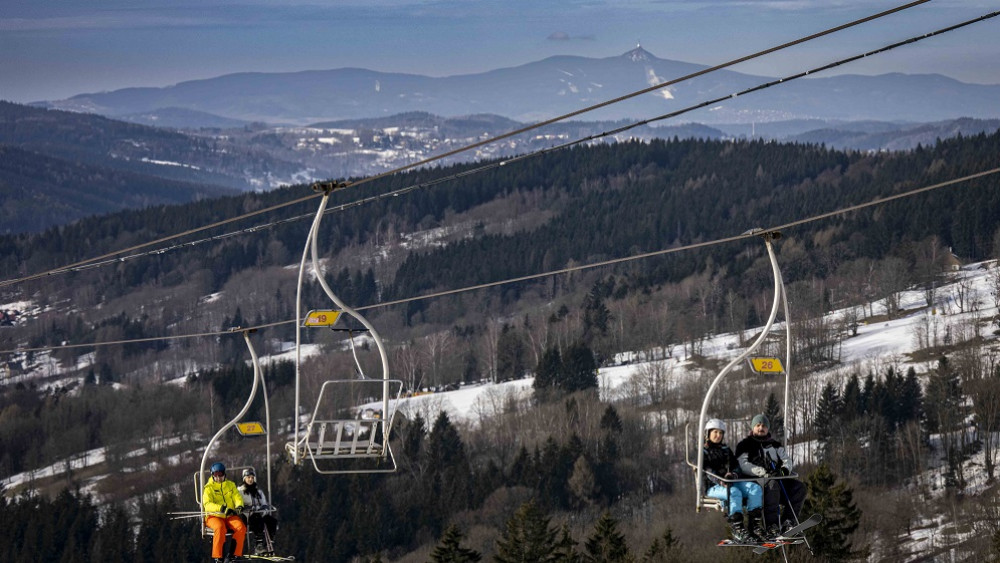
[202,462,247,562]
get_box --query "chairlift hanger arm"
[197,330,261,512]
[693,233,787,512]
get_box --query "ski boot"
[729,517,756,544]
[747,509,766,542]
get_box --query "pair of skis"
[214,555,294,562]
[246,554,295,562]
[717,514,822,553]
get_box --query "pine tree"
[582,512,635,563]
[841,374,863,421]
[561,342,598,393]
[814,382,842,442]
[600,405,624,433]
[640,527,681,563]
[552,525,581,563]
[534,346,562,396]
[898,367,924,427]
[494,500,559,563]
[803,464,864,561]
[430,525,482,563]
[763,392,785,439]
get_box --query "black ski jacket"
[735,432,793,478]
[702,441,740,491]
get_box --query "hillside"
[0,145,237,234]
[2,132,1000,561]
[0,101,311,195]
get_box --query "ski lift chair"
[299,378,404,474]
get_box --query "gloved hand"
[236,506,244,515]
[225,508,236,516]
[768,467,790,477]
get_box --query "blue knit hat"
[751,414,770,429]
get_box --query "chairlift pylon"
[689,230,792,512]
[191,329,274,538]
[287,183,403,474]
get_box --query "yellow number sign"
[236,422,266,436]
[749,357,785,374]
[303,310,342,327]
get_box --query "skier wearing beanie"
[735,414,806,541]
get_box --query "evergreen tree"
[600,405,624,433]
[898,367,924,427]
[582,283,612,340]
[841,374,863,421]
[494,500,559,563]
[430,525,482,563]
[428,412,472,532]
[91,503,135,563]
[402,412,426,461]
[925,356,963,435]
[814,381,842,443]
[552,525,581,563]
[534,346,562,396]
[763,392,785,439]
[640,527,682,563]
[803,464,864,561]
[497,324,526,381]
[582,512,635,563]
[560,342,598,393]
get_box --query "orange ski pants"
[206,514,247,558]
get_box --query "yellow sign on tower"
[748,357,785,374]
[236,422,266,436]
[303,310,342,327]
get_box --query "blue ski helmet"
[210,462,226,475]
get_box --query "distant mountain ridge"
[37,46,1000,126]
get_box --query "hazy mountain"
[116,106,253,129]
[37,47,1000,127]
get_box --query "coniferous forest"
[3,131,1000,561]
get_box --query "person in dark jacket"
[735,413,807,540]
[238,468,279,556]
[703,418,763,542]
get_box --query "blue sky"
[2,0,998,103]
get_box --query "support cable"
[3,165,997,356]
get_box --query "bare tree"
[954,275,975,314]
[628,359,674,406]
[394,341,425,393]
[482,317,503,383]
[522,313,549,369]
[423,330,453,387]
[989,263,1000,310]
[967,351,1000,482]
[875,256,910,317]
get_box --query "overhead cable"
[3,165,997,356]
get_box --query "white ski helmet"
[705,418,726,434]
